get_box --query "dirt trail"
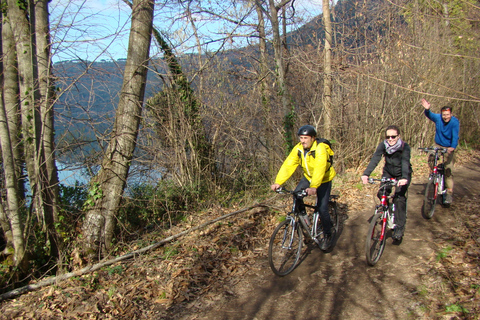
[179,157,480,320]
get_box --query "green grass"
[163,246,179,260]
[445,303,468,314]
[436,245,453,261]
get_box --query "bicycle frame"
[420,147,448,202]
[276,187,331,245]
[281,216,297,249]
[269,187,340,275]
[289,189,321,245]
[370,178,396,242]
[365,177,398,266]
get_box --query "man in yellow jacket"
[271,125,336,250]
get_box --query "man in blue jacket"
[421,98,460,204]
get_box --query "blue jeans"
[294,177,333,235]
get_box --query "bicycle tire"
[422,177,436,219]
[439,174,447,206]
[329,201,339,233]
[365,212,386,266]
[268,219,303,276]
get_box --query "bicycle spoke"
[365,213,386,266]
[422,177,436,219]
[268,220,303,276]
[329,201,339,233]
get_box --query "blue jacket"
[424,110,460,149]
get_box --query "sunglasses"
[386,135,398,139]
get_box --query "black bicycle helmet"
[297,125,317,137]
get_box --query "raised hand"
[421,98,430,110]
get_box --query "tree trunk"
[81,0,154,259]
[0,85,22,263]
[0,6,19,256]
[267,0,294,150]
[1,6,23,200]
[3,0,34,268]
[255,0,274,176]
[322,0,333,139]
[35,0,61,261]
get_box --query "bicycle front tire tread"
[268,219,303,276]
[422,177,436,219]
[365,212,386,266]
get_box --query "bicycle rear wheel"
[268,219,303,276]
[422,177,436,219]
[329,201,339,233]
[365,212,386,266]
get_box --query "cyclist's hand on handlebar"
[447,147,455,154]
[306,187,317,196]
[271,183,281,191]
[397,179,408,186]
[361,175,369,184]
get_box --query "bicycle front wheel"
[422,177,436,219]
[268,219,303,276]
[365,212,386,266]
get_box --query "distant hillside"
[53,58,165,162]
[53,0,386,163]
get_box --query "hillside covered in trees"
[0,0,479,312]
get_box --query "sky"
[50,0,328,63]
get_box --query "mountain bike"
[365,177,399,266]
[268,187,339,276]
[419,147,448,219]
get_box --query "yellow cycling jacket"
[274,140,336,188]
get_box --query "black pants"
[377,174,410,231]
[294,177,333,235]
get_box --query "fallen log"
[0,202,272,301]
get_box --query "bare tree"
[266,0,295,149]
[81,0,155,259]
[34,0,62,261]
[255,0,275,176]
[0,37,22,266]
[322,0,333,139]
[0,0,64,269]
[0,4,21,258]
[3,0,42,269]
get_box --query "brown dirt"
[1,150,479,320]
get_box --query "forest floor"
[0,149,479,320]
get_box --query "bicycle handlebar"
[275,187,308,198]
[275,187,339,201]
[418,147,447,153]
[368,177,398,186]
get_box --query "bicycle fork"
[281,216,297,249]
[311,212,322,246]
[431,168,446,199]
[376,196,390,242]
[379,214,388,241]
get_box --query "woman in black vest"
[361,125,412,242]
